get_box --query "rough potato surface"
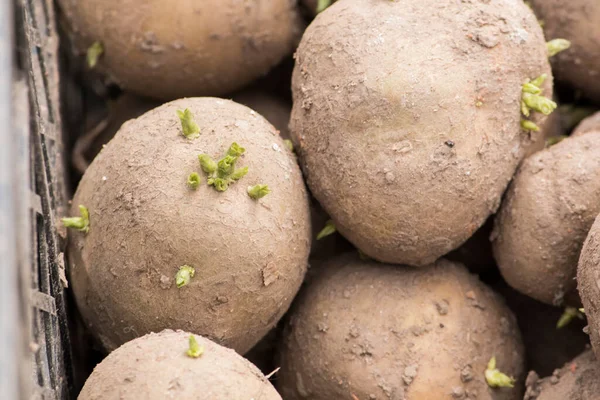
[530,0,600,103]
[58,0,304,99]
[291,0,552,265]
[68,98,311,353]
[278,255,525,400]
[523,350,600,400]
[79,330,281,400]
[578,214,600,358]
[493,132,600,305]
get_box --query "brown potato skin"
[577,214,600,358]
[278,255,525,400]
[530,0,600,103]
[493,132,600,305]
[78,330,281,400]
[67,97,311,354]
[523,350,600,400]
[58,0,304,100]
[572,111,600,137]
[291,0,552,266]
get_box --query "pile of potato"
[58,0,600,399]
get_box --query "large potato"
[67,97,311,353]
[493,132,600,305]
[577,213,600,358]
[290,0,552,266]
[79,330,281,400]
[523,350,600,400]
[278,255,525,400]
[58,0,304,99]
[530,0,600,103]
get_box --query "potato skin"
[278,255,525,400]
[67,97,311,353]
[58,0,303,99]
[577,214,600,358]
[523,350,600,400]
[572,111,600,137]
[530,0,600,103]
[78,330,281,400]
[493,132,600,305]
[291,0,552,266]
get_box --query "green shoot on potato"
[247,184,270,200]
[316,0,332,13]
[556,306,585,329]
[316,220,337,240]
[175,265,195,288]
[61,205,90,233]
[86,41,103,69]
[187,172,201,190]
[485,356,515,388]
[186,335,204,358]
[520,120,540,132]
[520,74,557,130]
[547,39,571,57]
[284,139,294,152]
[176,109,200,139]
[546,135,566,147]
[199,143,251,192]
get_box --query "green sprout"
[520,120,540,132]
[284,139,294,152]
[316,0,332,13]
[86,41,103,69]
[547,39,571,57]
[175,265,195,288]
[521,74,557,126]
[198,154,217,174]
[227,142,246,157]
[176,109,200,139]
[230,167,248,181]
[186,335,204,358]
[485,357,515,388]
[187,172,201,190]
[580,308,585,314]
[316,220,336,240]
[556,306,585,329]
[247,184,270,200]
[200,143,249,192]
[61,205,90,233]
[217,155,237,178]
[546,135,566,147]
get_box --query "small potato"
[58,0,304,99]
[291,0,552,266]
[78,330,281,400]
[67,98,311,354]
[278,255,525,400]
[523,350,600,400]
[493,132,600,305]
[572,111,600,137]
[577,214,600,358]
[530,0,600,103]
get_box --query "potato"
[66,97,311,353]
[529,0,600,103]
[58,0,304,99]
[577,213,600,358]
[290,0,552,266]
[523,350,600,400]
[79,330,281,400]
[572,111,600,137]
[278,255,525,400]
[492,132,600,305]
